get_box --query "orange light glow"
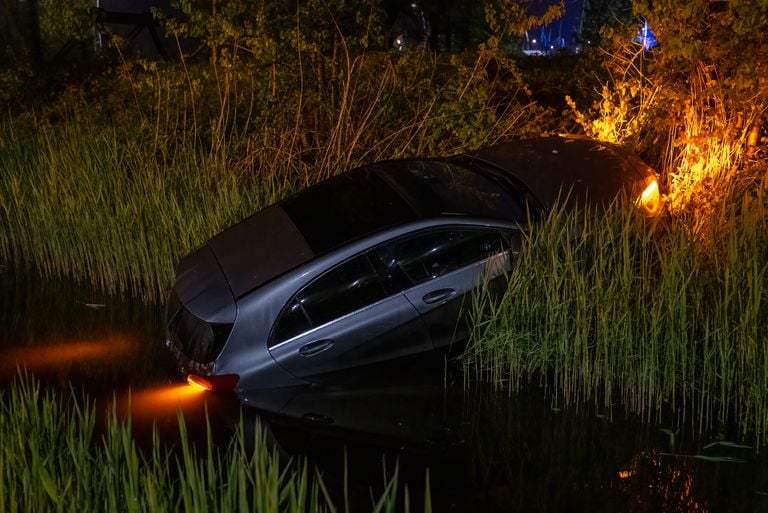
[185,373,239,393]
[0,336,134,376]
[637,179,663,217]
[618,450,709,512]
[187,374,214,392]
[123,383,207,420]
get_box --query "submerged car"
[166,136,662,394]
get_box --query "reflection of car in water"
[165,136,663,395]
[236,355,716,513]
[241,353,466,453]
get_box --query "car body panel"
[405,250,513,349]
[165,136,661,394]
[268,292,431,378]
[211,290,305,388]
[466,136,655,212]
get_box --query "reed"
[0,48,544,303]
[0,117,286,302]
[0,376,427,512]
[465,190,768,441]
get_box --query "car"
[166,135,662,394]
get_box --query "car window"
[271,254,389,345]
[374,228,510,285]
[272,300,312,343]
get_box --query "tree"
[579,0,633,45]
[633,0,768,214]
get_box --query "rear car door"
[268,252,432,379]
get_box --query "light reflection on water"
[0,335,136,377]
[0,270,172,389]
[118,384,207,421]
[1,268,767,512]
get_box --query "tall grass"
[0,118,287,302]
[0,376,428,512]
[465,189,768,441]
[0,48,546,302]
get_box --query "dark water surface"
[1,266,767,512]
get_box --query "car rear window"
[281,169,417,255]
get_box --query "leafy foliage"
[579,0,633,46]
[565,1,768,233]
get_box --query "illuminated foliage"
[633,1,768,219]
[566,1,768,231]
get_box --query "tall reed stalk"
[0,47,544,302]
[0,117,286,302]
[465,194,768,441]
[0,376,427,512]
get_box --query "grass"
[0,48,545,303]
[464,189,768,441]
[0,376,430,513]
[0,118,290,302]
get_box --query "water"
[1,265,767,512]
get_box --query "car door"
[267,252,432,379]
[372,227,515,349]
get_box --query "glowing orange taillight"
[637,178,663,217]
[186,374,239,393]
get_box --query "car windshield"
[373,160,528,221]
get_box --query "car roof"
[207,205,315,298]
[207,160,525,297]
[281,160,528,255]
[464,136,655,212]
[206,136,654,298]
[374,160,530,222]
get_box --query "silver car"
[166,136,662,394]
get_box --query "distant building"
[522,0,585,55]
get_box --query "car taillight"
[187,373,240,393]
[637,178,663,217]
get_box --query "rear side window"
[270,254,389,345]
[374,228,509,285]
[271,300,311,343]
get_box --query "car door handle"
[422,288,456,304]
[299,339,334,357]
